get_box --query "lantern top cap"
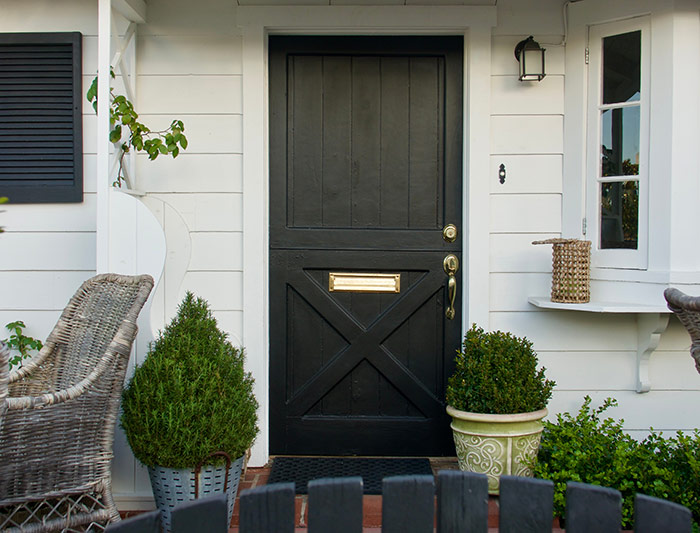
[514,36,544,60]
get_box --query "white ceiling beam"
[112,0,147,23]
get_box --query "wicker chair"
[0,273,154,532]
[664,287,700,375]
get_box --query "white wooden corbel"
[636,313,670,393]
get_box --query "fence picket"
[171,493,228,533]
[566,481,622,533]
[634,494,692,533]
[436,470,488,533]
[382,475,435,533]
[499,475,554,533]
[115,471,694,532]
[239,482,295,533]
[104,510,161,533]
[308,477,363,533]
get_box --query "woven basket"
[533,238,591,303]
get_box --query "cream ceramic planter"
[446,405,547,495]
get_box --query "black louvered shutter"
[0,32,83,203]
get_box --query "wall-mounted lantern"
[514,36,546,81]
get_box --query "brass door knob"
[442,224,458,243]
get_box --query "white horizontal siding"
[189,232,243,271]
[490,233,556,272]
[150,193,243,232]
[138,35,243,75]
[490,194,561,233]
[137,75,242,114]
[135,154,242,193]
[490,311,639,350]
[180,271,243,310]
[540,349,698,392]
[0,272,95,310]
[2,196,96,232]
[0,0,97,34]
[491,75,564,116]
[491,115,564,154]
[492,0,565,36]
[489,154,562,194]
[490,272,552,311]
[549,390,700,432]
[1,233,95,271]
[212,310,244,347]
[139,0,238,36]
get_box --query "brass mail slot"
[328,272,401,293]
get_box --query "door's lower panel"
[269,250,461,456]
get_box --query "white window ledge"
[528,296,670,394]
[527,296,668,314]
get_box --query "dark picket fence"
[108,471,692,533]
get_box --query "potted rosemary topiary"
[121,292,258,532]
[446,324,555,494]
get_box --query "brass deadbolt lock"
[442,224,458,243]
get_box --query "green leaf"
[109,126,122,143]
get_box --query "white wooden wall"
[487,2,700,440]
[0,0,698,510]
[0,0,98,352]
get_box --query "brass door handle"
[443,254,459,320]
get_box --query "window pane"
[601,106,640,177]
[603,30,641,104]
[600,181,638,249]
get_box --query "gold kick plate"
[329,272,401,293]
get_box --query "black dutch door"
[269,36,463,455]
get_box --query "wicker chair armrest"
[7,340,57,385]
[5,333,134,410]
[664,288,700,313]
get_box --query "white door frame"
[237,5,495,466]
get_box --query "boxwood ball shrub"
[121,292,258,468]
[446,324,555,414]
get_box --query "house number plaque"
[328,272,401,293]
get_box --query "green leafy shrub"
[535,396,700,529]
[446,324,555,414]
[121,292,258,468]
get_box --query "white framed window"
[586,17,650,270]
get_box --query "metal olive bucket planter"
[148,452,244,532]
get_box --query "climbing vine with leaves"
[0,196,7,233]
[87,71,188,187]
[2,321,43,369]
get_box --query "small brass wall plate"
[329,272,401,293]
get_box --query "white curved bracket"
[636,313,670,393]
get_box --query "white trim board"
[238,5,496,467]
